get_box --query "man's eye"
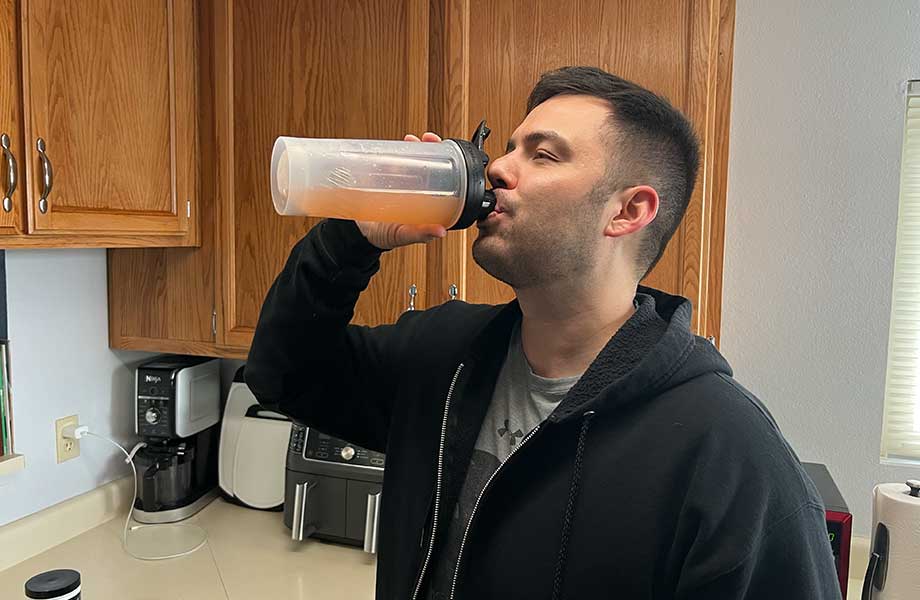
[534,151,555,161]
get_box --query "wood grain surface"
[108,0,216,349]
[0,0,26,235]
[21,0,195,237]
[217,0,429,348]
[109,0,734,356]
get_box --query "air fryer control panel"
[288,424,386,469]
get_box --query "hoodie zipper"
[411,363,464,600]
[448,422,543,600]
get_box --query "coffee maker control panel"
[137,391,173,437]
[135,356,220,439]
[137,368,174,437]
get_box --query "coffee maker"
[133,355,221,523]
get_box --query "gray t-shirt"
[426,322,581,599]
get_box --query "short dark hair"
[527,66,700,280]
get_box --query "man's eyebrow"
[504,130,573,157]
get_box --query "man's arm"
[676,501,842,599]
[245,219,408,452]
[671,378,842,599]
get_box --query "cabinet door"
[21,0,196,240]
[0,0,25,235]
[428,0,734,343]
[107,0,220,357]
[216,0,430,349]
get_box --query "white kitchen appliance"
[863,479,920,599]
[218,367,291,509]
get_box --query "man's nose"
[486,153,517,190]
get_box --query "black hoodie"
[245,219,842,600]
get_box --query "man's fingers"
[405,133,442,143]
[399,224,447,244]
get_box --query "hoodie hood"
[547,285,733,423]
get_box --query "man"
[246,66,841,599]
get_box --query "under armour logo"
[497,420,524,445]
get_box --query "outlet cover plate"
[55,415,80,463]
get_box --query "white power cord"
[64,425,207,560]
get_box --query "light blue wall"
[0,249,152,525]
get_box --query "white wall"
[722,0,920,536]
[0,250,153,526]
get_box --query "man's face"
[472,94,617,289]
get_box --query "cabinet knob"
[1,134,16,212]
[36,138,53,214]
[448,284,458,301]
[407,284,417,311]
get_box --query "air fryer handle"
[363,492,381,554]
[291,481,318,542]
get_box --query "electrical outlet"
[55,415,80,463]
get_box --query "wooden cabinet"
[0,0,200,248]
[108,0,735,358]
[215,0,430,348]
[0,0,27,236]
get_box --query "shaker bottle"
[270,121,497,229]
[25,569,81,599]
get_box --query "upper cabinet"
[0,0,200,248]
[108,0,735,358]
[0,0,27,236]
[214,0,430,348]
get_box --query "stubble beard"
[471,186,609,290]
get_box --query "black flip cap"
[447,120,497,230]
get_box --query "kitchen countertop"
[0,495,868,599]
[0,497,376,599]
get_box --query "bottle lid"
[447,120,497,230]
[25,569,81,599]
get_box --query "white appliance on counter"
[218,367,291,510]
[863,479,920,599]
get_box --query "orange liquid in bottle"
[286,187,464,227]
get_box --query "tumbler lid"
[447,120,497,230]
[25,569,81,599]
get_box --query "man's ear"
[603,185,659,239]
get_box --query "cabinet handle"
[448,284,458,301]
[407,284,417,311]
[36,137,53,214]
[363,491,381,554]
[1,134,16,212]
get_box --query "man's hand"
[355,132,448,250]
